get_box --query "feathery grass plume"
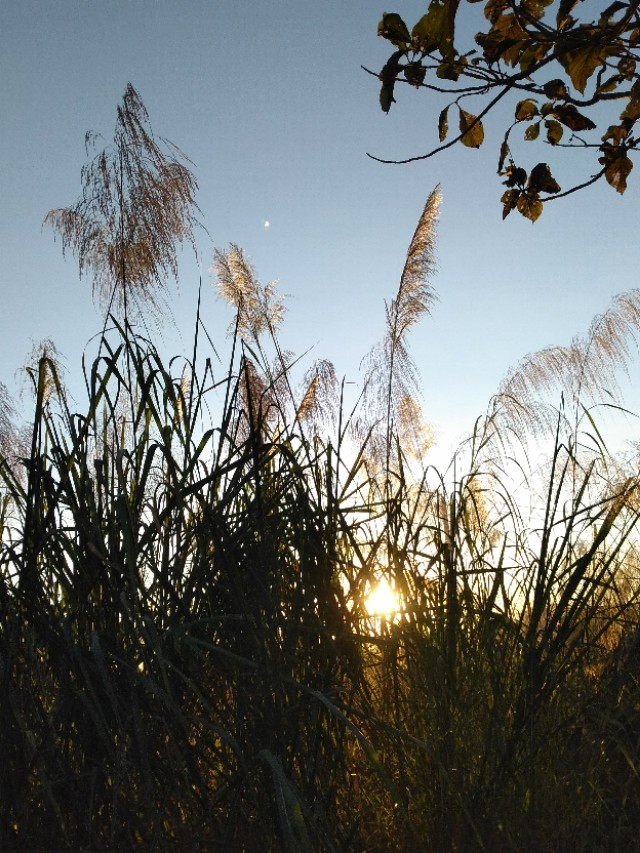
[233,353,274,439]
[20,339,68,409]
[172,365,191,429]
[493,289,640,443]
[295,359,339,433]
[397,393,434,459]
[213,244,285,341]
[361,185,440,468]
[44,84,200,321]
[0,382,16,459]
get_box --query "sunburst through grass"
[5,84,640,853]
[365,578,401,620]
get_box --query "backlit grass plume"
[45,84,200,321]
[212,243,285,342]
[362,185,440,466]
[492,288,640,444]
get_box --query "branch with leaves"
[370,0,640,221]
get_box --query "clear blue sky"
[2,0,639,453]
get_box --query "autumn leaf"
[476,16,529,67]
[618,55,636,79]
[412,0,456,61]
[515,99,538,121]
[621,98,640,124]
[528,162,561,194]
[543,78,569,99]
[525,122,541,140]
[501,188,520,219]
[404,63,426,87]
[551,104,596,131]
[545,119,564,145]
[556,0,581,28]
[600,150,633,193]
[378,13,411,47]
[503,163,527,187]
[436,60,462,81]
[379,50,403,113]
[380,86,394,113]
[602,1,627,18]
[498,139,510,171]
[596,73,624,95]
[602,124,629,144]
[439,105,450,141]
[558,38,619,94]
[459,108,484,147]
[517,192,544,222]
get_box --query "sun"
[366,579,400,618]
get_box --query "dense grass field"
[2,87,640,852]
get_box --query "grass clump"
[2,86,640,852]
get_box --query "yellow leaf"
[515,99,538,121]
[558,37,618,94]
[459,108,484,147]
[516,193,543,221]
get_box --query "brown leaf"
[404,63,426,87]
[543,78,569,100]
[525,122,541,140]
[601,151,633,193]
[378,13,411,48]
[498,139,510,171]
[438,105,450,142]
[412,0,456,61]
[551,103,596,131]
[501,188,520,219]
[515,99,538,121]
[545,119,564,145]
[556,0,581,28]
[379,50,403,113]
[528,162,561,194]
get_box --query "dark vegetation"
[371,0,640,220]
[2,85,640,851]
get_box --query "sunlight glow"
[365,579,400,618]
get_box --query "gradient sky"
[2,0,639,456]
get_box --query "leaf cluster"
[373,0,640,220]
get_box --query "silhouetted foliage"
[4,86,640,853]
[371,1,640,220]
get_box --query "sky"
[2,0,640,458]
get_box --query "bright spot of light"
[264,220,270,228]
[366,579,399,618]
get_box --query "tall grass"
[2,87,640,851]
